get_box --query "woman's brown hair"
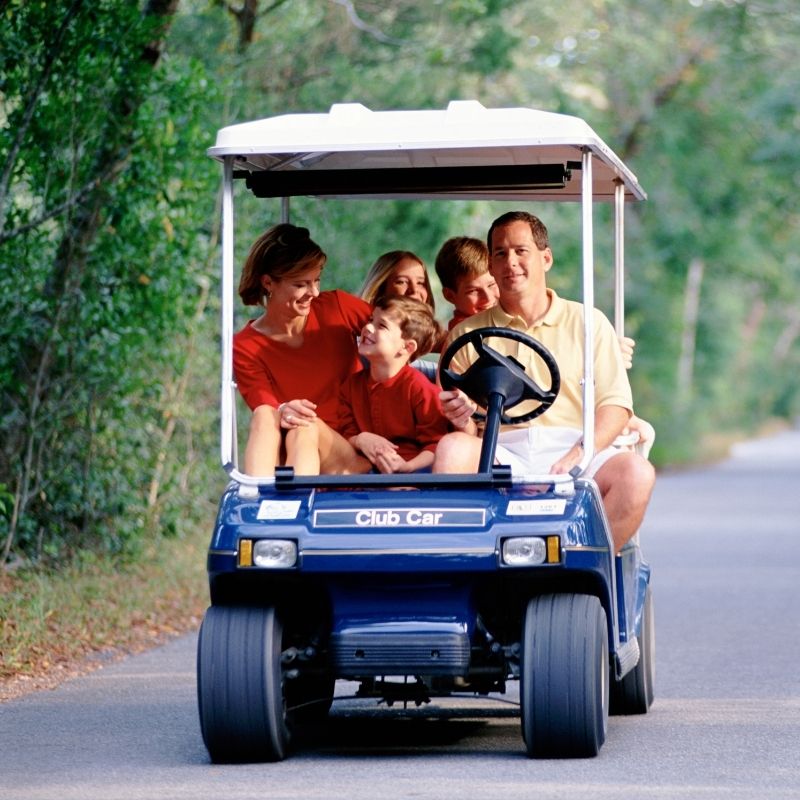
[238,223,327,306]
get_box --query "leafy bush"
[0,2,220,563]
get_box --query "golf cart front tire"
[520,593,609,758]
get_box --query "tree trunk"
[733,294,766,376]
[219,0,292,51]
[773,308,800,362]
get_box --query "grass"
[0,526,210,700]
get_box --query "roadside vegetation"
[0,524,209,698]
[1,0,799,691]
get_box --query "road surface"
[1,429,799,799]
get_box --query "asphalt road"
[2,429,799,800]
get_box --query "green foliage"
[0,1,221,563]
[0,483,12,519]
[2,0,800,569]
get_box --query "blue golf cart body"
[197,102,655,762]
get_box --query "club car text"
[313,508,486,528]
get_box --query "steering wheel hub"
[439,327,560,425]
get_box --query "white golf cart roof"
[208,100,645,203]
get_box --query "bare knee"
[433,432,481,473]
[597,452,655,503]
[285,419,323,475]
[625,455,656,502]
[251,403,281,432]
[244,404,282,475]
[286,420,320,447]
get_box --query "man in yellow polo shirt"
[434,211,655,552]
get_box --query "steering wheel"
[439,327,560,425]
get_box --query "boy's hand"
[373,451,407,474]
[354,432,402,472]
[388,457,415,474]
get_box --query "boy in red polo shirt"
[337,295,447,473]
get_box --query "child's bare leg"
[316,420,371,474]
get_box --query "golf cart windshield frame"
[209,102,646,489]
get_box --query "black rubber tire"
[197,605,291,763]
[520,594,609,758]
[610,585,655,715]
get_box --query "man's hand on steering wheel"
[439,326,560,426]
[439,388,479,432]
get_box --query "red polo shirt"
[336,364,448,460]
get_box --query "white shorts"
[494,426,620,478]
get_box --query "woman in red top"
[234,224,372,475]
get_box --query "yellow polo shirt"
[443,289,633,430]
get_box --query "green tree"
[0,0,219,563]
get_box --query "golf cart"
[197,101,655,762]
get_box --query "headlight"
[252,539,297,568]
[502,536,547,566]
